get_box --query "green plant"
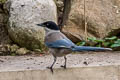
[110,39,120,48]
[77,36,120,50]
[104,36,120,48]
[105,36,117,40]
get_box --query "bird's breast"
[49,48,72,57]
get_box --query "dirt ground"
[0,51,120,72]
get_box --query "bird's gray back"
[45,31,67,43]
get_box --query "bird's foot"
[60,65,66,69]
[47,66,54,74]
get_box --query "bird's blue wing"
[45,39,75,48]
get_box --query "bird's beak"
[36,23,45,27]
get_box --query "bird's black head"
[37,21,60,30]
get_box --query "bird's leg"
[61,56,67,69]
[64,56,67,69]
[47,56,57,73]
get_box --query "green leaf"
[88,37,96,42]
[105,36,117,40]
[114,39,120,44]
[94,39,104,43]
[103,42,111,47]
[96,44,102,47]
[110,43,120,48]
[76,41,86,46]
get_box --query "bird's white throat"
[45,27,60,36]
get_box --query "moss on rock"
[16,48,29,55]
[0,0,7,3]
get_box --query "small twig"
[58,0,71,31]
[84,0,88,41]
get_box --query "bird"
[36,21,112,73]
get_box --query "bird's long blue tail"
[72,46,112,52]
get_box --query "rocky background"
[0,0,120,55]
[0,0,10,44]
[63,0,120,40]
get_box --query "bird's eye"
[46,24,49,26]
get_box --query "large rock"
[63,0,120,41]
[0,2,11,44]
[4,0,57,50]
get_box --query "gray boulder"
[5,0,57,50]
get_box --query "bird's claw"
[60,65,66,69]
[47,66,54,73]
